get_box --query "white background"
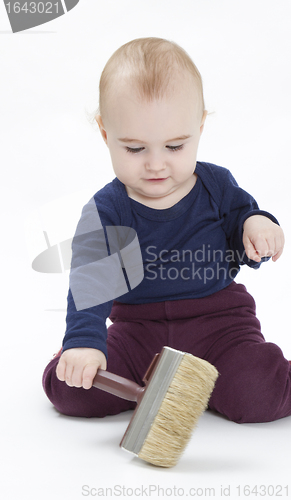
[1,1,291,499]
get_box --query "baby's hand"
[243,215,285,263]
[56,347,107,390]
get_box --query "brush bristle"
[138,354,218,467]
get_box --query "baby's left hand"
[243,215,285,263]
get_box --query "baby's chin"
[126,183,186,209]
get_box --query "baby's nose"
[145,154,166,171]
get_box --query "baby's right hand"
[56,347,107,390]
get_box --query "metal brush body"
[120,347,185,455]
[92,346,219,467]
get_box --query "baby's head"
[95,38,207,208]
[97,37,205,125]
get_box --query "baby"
[43,37,289,424]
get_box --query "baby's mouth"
[146,177,168,182]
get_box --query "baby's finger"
[82,363,99,390]
[71,366,84,388]
[272,233,285,261]
[272,249,283,262]
[64,363,74,387]
[252,235,271,259]
[56,357,66,382]
[243,236,261,262]
[262,234,283,260]
[272,239,284,261]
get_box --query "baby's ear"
[95,115,108,144]
[200,110,208,135]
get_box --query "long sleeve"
[63,290,113,358]
[219,168,279,268]
[62,186,124,359]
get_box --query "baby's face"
[97,79,206,208]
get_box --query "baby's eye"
[166,144,184,152]
[126,146,144,154]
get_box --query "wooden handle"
[92,369,145,403]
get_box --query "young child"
[43,37,289,425]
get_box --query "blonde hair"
[98,37,205,120]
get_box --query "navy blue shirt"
[63,162,278,357]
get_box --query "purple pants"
[42,282,291,424]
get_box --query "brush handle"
[92,369,145,403]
